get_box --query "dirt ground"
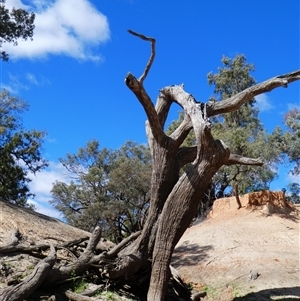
[172,192,300,301]
[0,192,299,301]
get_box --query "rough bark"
[0,243,56,301]
[123,30,300,301]
[1,31,299,301]
[234,183,242,209]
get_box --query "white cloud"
[288,172,300,184]
[27,199,63,219]
[27,161,71,218]
[28,161,68,203]
[255,93,273,112]
[26,72,51,86]
[3,0,110,61]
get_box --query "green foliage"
[0,0,35,61]
[70,270,88,293]
[0,89,47,207]
[167,55,283,214]
[285,182,300,204]
[51,140,151,241]
[207,55,281,195]
[283,108,300,175]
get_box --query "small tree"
[166,55,283,214]
[0,0,35,61]
[0,89,47,207]
[51,140,151,241]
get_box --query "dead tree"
[113,30,300,300]
[1,30,299,301]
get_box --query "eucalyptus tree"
[51,140,151,241]
[166,55,282,214]
[0,0,35,61]
[0,89,47,207]
[283,108,300,175]
[108,31,299,300]
[207,55,283,198]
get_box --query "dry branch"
[0,243,56,301]
[208,70,300,116]
[0,231,89,258]
[65,290,94,301]
[128,29,156,83]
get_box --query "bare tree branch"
[169,114,193,147]
[0,243,56,301]
[128,29,156,84]
[208,70,300,116]
[125,72,165,144]
[104,230,141,259]
[225,154,263,166]
[155,90,173,127]
[176,148,264,169]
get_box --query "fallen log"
[0,243,56,301]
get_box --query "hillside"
[172,191,300,301]
[0,191,299,300]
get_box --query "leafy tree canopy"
[0,0,35,61]
[167,55,283,212]
[285,182,300,204]
[51,140,151,241]
[0,89,47,208]
[283,108,300,175]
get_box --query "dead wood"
[64,290,95,301]
[43,226,102,286]
[0,229,89,258]
[234,183,242,209]
[0,243,56,301]
[0,229,21,253]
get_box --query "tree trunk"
[2,30,299,301]
[122,30,299,300]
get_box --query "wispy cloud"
[255,93,273,112]
[287,103,300,111]
[27,199,63,219]
[3,0,110,61]
[1,73,29,93]
[1,72,50,93]
[26,72,51,86]
[26,73,39,85]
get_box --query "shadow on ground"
[172,241,213,267]
[233,286,300,301]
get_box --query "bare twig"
[128,29,156,84]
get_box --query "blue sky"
[1,0,299,217]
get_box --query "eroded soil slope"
[172,191,300,301]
